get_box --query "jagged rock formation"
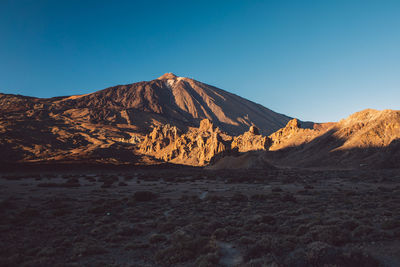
[138,119,275,166]
[139,124,181,156]
[231,126,270,152]
[138,119,232,165]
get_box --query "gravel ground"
[1,168,399,266]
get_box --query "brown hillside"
[265,109,400,169]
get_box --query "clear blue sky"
[1,0,399,122]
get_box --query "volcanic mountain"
[58,73,293,135]
[0,73,293,164]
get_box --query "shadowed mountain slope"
[59,73,292,135]
[264,109,400,169]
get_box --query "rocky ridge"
[265,109,400,169]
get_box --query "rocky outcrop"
[269,119,301,143]
[268,119,327,151]
[141,124,180,152]
[231,126,270,152]
[138,119,273,166]
[138,119,232,165]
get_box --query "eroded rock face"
[138,119,232,165]
[139,124,181,154]
[231,126,270,152]
[138,119,271,166]
[270,119,300,140]
[268,119,325,151]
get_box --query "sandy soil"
[0,167,399,266]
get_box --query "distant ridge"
[265,109,400,169]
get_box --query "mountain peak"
[157,73,178,80]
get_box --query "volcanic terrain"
[0,74,400,266]
[0,73,295,166]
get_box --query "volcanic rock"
[138,119,232,165]
[231,126,270,152]
[138,120,273,166]
[269,118,327,151]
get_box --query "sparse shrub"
[251,194,268,200]
[308,225,350,245]
[155,230,215,264]
[72,241,108,256]
[244,237,273,262]
[133,191,157,201]
[340,220,359,231]
[352,225,375,240]
[118,181,128,186]
[37,181,80,188]
[157,222,176,233]
[271,187,283,192]
[231,192,248,202]
[288,241,381,267]
[296,225,309,236]
[260,215,276,225]
[195,253,219,267]
[297,189,311,195]
[18,207,40,221]
[304,184,314,189]
[149,233,167,244]
[213,228,228,240]
[239,236,255,245]
[206,195,224,202]
[381,219,400,230]
[280,193,296,202]
[124,241,149,250]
